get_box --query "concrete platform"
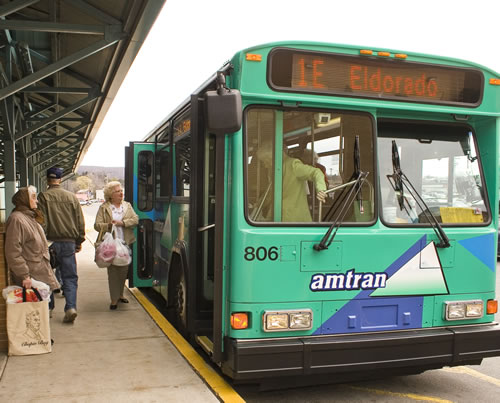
[0,229,219,402]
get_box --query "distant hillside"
[78,165,124,180]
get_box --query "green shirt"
[282,155,327,222]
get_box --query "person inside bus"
[300,148,329,188]
[254,148,327,222]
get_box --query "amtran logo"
[310,269,388,292]
[350,65,438,98]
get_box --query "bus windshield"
[378,121,489,225]
[246,107,375,223]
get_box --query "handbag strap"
[22,286,43,302]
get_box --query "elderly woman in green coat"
[94,181,138,310]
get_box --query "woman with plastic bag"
[94,181,138,310]
[4,187,60,308]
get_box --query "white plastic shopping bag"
[112,238,131,266]
[95,232,116,268]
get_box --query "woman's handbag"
[6,287,52,356]
[49,244,58,269]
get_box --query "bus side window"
[156,147,172,198]
[138,151,153,211]
[175,136,191,197]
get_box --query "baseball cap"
[47,167,63,179]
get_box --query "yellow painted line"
[346,385,453,403]
[442,366,500,387]
[128,287,245,403]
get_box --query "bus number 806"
[244,246,279,261]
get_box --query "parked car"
[79,200,91,206]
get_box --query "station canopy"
[0,0,166,182]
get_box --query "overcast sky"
[82,0,500,167]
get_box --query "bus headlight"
[445,300,483,321]
[466,302,483,318]
[290,312,312,329]
[265,313,288,330]
[263,309,312,332]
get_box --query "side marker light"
[231,312,249,329]
[246,53,262,62]
[487,300,498,315]
[490,78,500,85]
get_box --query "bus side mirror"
[205,88,242,135]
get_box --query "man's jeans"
[51,241,78,311]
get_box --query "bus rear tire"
[168,265,187,335]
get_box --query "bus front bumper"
[223,324,500,380]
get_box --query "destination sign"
[174,118,191,138]
[269,49,483,106]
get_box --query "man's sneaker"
[63,308,77,323]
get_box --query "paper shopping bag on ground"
[6,288,51,356]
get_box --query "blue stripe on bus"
[313,236,427,335]
[458,233,496,272]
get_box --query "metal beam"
[39,153,80,174]
[27,122,89,158]
[15,93,99,141]
[27,103,56,118]
[1,98,12,137]
[4,138,16,216]
[0,20,106,35]
[25,54,101,88]
[64,0,122,25]
[18,155,28,186]
[0,37,121,101]
[0,0,40,18]
[27,117,87,122]
[20,86,91,94]
[34,143,82,168]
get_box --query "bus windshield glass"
[246,108,375,223]
[378,121,489,225]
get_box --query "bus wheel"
[169,267,187,334]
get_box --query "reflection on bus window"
[175,136,190,197]
[137,151,153,211]
[378,122,489,224]
[155,146,171,199]
[246,108,374,224]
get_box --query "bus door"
[125,142,155,288]
[189,97,224,363]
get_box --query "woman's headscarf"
[12,186,44,224]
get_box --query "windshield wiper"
[314,136,369,251]
[387,140,450,248]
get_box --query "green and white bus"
[125,41,500,383]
